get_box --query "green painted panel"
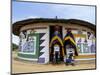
[18,53,38,58]
[18,33,40,59]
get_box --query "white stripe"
[79,53,95,55]
[40,33,47,40]
[18,56,38,61]
[18,52,35,55]
[39,53,45,58]
[75,58,95,60]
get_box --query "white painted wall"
[35,26,49,64]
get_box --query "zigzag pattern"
[38,33,46,63]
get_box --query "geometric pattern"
[38,33,46,63]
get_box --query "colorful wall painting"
[19,30,37,53]
[65,29,96,54]
[22,36,36,53]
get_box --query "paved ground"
[12,51,96,74]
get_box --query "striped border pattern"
[38,33,46,63]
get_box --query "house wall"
[18,22,96,63]
[35,26,49,64]
[18,24,49,64]
[63,24,96,60]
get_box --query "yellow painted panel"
[73,34,86,38]
[74,54,96,59]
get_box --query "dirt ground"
[12,51,96,74]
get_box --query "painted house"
[13,18,96,64]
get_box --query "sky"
[12,1,96,45]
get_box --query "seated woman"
[63,29,78,66]
[65,50,75,66]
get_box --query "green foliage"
[12,43,18,51]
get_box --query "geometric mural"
[38,33,46,63]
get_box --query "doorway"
[49,25,63,63]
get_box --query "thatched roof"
[12,18,96,36]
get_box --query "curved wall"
[18,23,96,63]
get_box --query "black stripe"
[39,33,45,39]
[39,40,45,45]
[39,52,44,56]
[39,46,45,51]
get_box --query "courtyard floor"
[12,51,96,74]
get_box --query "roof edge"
[12,18,96,36]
